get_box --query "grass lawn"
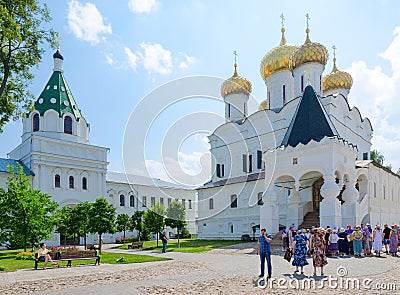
[0,251,170,272]
[116,238,248,253]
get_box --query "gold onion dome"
[289,28,329,71]
[259,99,269,111]
[260,28,298,81]
[322,58,353,92]
[221,63,252,97]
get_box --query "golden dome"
[289,29,328,71]
[322,58,353,92]
[221,63,252,97]
[260,28,299,82]
[259,99,269,110]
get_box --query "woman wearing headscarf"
[373,225,383,257]
[328,229,339,256]
[310,228,327,276]
[345,225,354,255]
[363,226,371,256]
[290,230,309,275]
[353,226,363,257]
[389,226,398,257]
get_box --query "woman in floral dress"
[310,228,327,276]
[389,227,398,256]
[290,230,309,275]
[352,226,363,257]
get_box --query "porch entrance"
[312,177,324,211]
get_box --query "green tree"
[370,149,384,165]
[0,164,58,251]
[54,206,74,246]
[88,197,116,253]
[0,0,56,132]
[143,202,165,247]
[165,200,186,248]
[73,201,92,249]
[116,213,130,239]
[129,210,145,242]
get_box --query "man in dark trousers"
[256,228,272,279]
[160,230,168,253]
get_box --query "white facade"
[197,27,400,239]
[0,51,197,246]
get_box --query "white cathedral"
[1,20,400,244]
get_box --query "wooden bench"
[35,250,100,269]
[127,242,143,249]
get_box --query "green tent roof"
[34,66,83,120]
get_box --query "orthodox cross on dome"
[233,50,238,76]
[304,69,311,86]
[280,13,285,28]
[332,45,337,59]
[305,13,310,29]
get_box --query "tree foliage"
[0,164,58,251]
[370,149,384,165]
[88,197,116,253]
[165,200,186,248]
[116,213,129,239]
[54,206,75,246]
[129,210,148,241]
[143,202,165,247]
[0,0,56,131]
[73,201,92,249]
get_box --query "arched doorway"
[312,177,324,211]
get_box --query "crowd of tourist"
[281,223,399,275]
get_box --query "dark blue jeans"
[162,242,167,253]
[260,252,272,277]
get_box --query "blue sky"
[1,0,400,183]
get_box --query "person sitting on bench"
[36,243,57,269]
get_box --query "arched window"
[82,177,87,190]
[69,176,74,189]
[64,116,72,134]
[129,195,135,207]
[55,174,61,188]
[33,113,39,132]
[120,195,125,207]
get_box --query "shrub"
[180,228,191,239]
[15,251,35,260]
[0,266,5,271]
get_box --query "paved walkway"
[0,243,399,294]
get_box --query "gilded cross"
[233,50,237,64]
[280,13,285,28]
[305,13,310,29]
[332,45,337,59]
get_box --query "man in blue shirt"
[256,228,272,278]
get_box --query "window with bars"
[130,195,135,207]
[209,198,214,210]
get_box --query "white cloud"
[347,26,400,170]
[67,0,112,45]
[124,47,138,69]
[179,54,196,69]
[144,151,211,187]
[128,0,158,13]
[105,54,113,65]
[139,43,173,75]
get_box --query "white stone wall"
[265,70,295,109]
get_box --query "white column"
[287,188,302,228]
[260,187,279,235]
[341,181,359,227]
[320,174,342,228]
